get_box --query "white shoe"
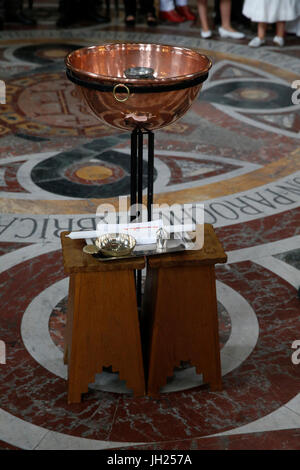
[248,36,266,48]
[273,35,284,47]
[201,29,212,39]
[218,26,245,39]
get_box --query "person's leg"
[248,22,266,47]
[258,22,267,39]
[140,0,155,15]
[159,0,185,22]
[140,1,157,26]
[274,21,285,46]
[197,0,210,32]
[124,0,136,16]
[4,0,37,25]
[219,0,245,37]
[220,0,232,30]
[124,0,136,24]
[175,0,196,21]
[124,0,136,25]
[160,0,175,11]
[276,21,285,38]
[4,0,21,16]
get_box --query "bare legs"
[249,21,285,47]
[197,0,210,32]
[220,0,241,33]
[276,21,285,38]
[197,0,244,37]
[258,22,267,39]
[257,21,285,39]
[220,0,231,29]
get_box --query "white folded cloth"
[66,221,196,245]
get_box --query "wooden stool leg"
[63,275,75,365]
[67,269,145,404]
[147,265,222,397]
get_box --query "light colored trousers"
[160,0,188,11]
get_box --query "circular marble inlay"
[65,162,124,186]
[1,33,300,448]
[13,43,83,65]
[38,48,74,60]
[75,165,113,181]
[1,72,113,138]
[28,275,257,394]
[201,80,294,110]
[238,88,277,102]
[49,296,232,360]
[31,149,155,199]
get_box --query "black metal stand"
[130,128,155,307]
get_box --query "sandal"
[125,15,135,27]
[146,13,157,27]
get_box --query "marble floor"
[0,1,300,451]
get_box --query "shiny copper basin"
[65,43,212,131]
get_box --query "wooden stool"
[144,224,227,397]
[60,232,146,404]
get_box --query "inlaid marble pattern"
[0,0,300,451]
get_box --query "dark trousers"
[4,0,22,14]
[124,0,155,17]
[58,0,101,13]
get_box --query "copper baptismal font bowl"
[65,43,212,131]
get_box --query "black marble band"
[66,68,209,94]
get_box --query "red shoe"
[176,6,196,21]
[159,9,185,23]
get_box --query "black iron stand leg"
[136,129,144,309]
[130,128,138,296]
[130,129,155,309]
[130,128,138,219]
[147,131,154,222]
[137,129,144,207]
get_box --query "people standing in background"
[215,0,249,26]
[159,0,196,23]
[243,0,299,47]
[57,0,110,27]
[286,1,300,37]
[123,0,157,27]
[197,0,245,39]
[3,0,37,25]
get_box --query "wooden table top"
[60,224,227,273]
[148,224,227,268]
[60,232,145,273]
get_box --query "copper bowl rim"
[65,43,213,87]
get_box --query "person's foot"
[176,6,196,21]
[218,26,245,39]
[159,10,185,23]
[273,35,285,47]
[248,36,266,47]
[146,13,157,27]
[125,15,135,27]
[201,29,212,39]
[5,11,37,26]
